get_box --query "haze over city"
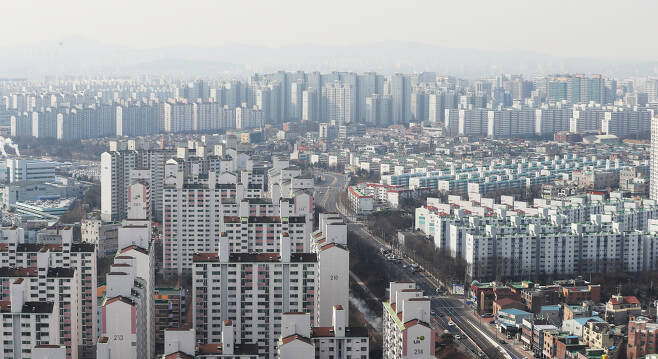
[3,0,658,77]
[2,1,658,359]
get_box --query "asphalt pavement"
[314,170,530,359]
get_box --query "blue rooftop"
[499,308,532,316]
[573,316,604,325]
[541,305,560,311]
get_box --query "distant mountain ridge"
[1,38,656,78]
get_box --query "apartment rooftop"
[192,252,317,263]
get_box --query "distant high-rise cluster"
[2,72,654,143]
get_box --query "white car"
[454,334,463,340]
[448,321,455,326]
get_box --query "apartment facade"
[382,281,435,359]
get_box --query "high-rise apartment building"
[115,104,159,137]
[164,101,193,133]
[0,248,80,358]
[391,74,410,125]
[365,94,392,127]
[302,88,319,123]
[235,105,265,129]
[382,281,435,359]
[98,181,155,359]
[101,148,175,221]
[646,79,658,104]
[193,233,318,357]
[163,164,261,276]
[0,227,98,350]
[651,115,658,200]
[193,213,352,359]
[322,82,353,126]
[0,280,61,359]
[193,102,221,131]
[290,81,305,122]
[278,307,369,359]
[162,153,312,276]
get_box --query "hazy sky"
[3,0,657,61]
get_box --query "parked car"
[448,321,455,326]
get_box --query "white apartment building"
[322,82,353,126]
[193,233,318,358]
[443,105,650,139]
[347,186,374,215]
[312,213,348,252]
[651,115,658,200]
[223,215,311,253]
[97,179,155,359]
[278,307,369,359]
[100,148,175,221]
[382,281,435,359]
[97,219,155,358]
[535,107,572,136]
[268,161,314,204]
[0,280,60,359]
[235,105,265,129]
[163,167,268,276]
[415,192,658,280]
[97,271,149,359]
[308,213,350,326]
[161,325,259,358]
[0,227,98,348]
[193,212,350,359]
[81,219,119,257]
[302,89,318,123]
[220,195,307,217]
[0,251,79,359]
[163,154,311,276]
[164,101,194,133]
[193,102,221,132]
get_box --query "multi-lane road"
[313,171,347,212]
[314,170,527,359]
